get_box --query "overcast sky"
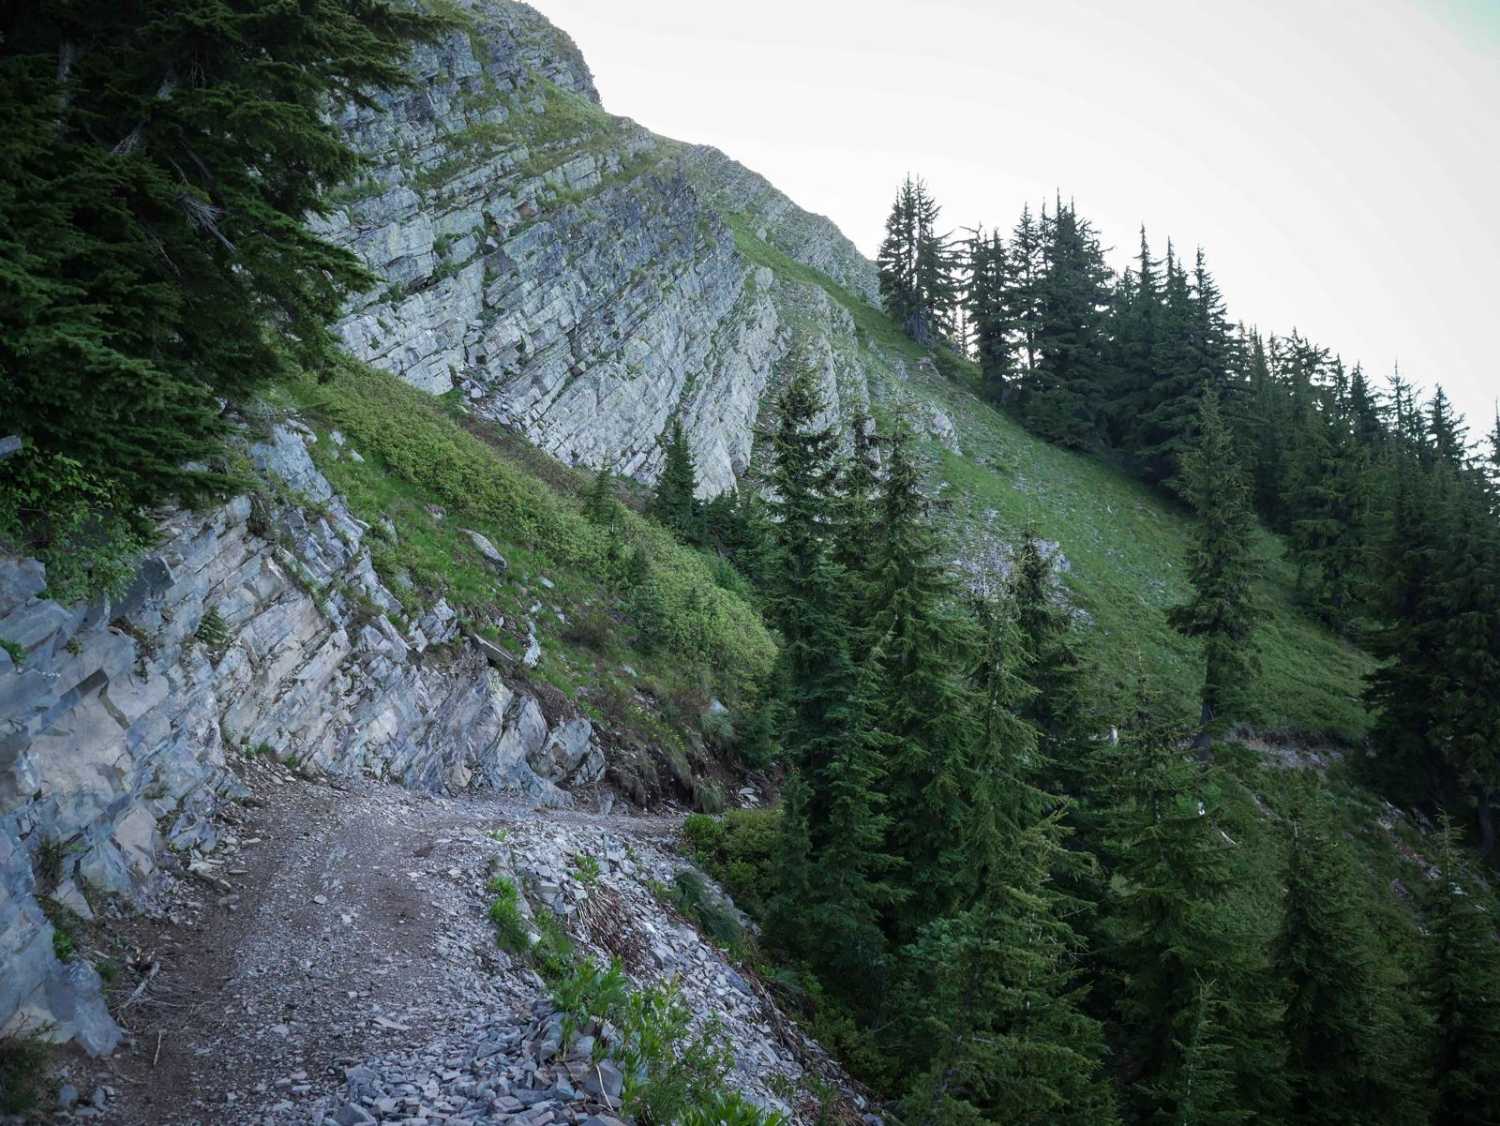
[534,0,1498,437]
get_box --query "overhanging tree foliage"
[0,0,444,524]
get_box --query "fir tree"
[762,350,895,1000]
[1008,203,1046,380]
[1021,201,1112,449]
[877,175,956,346]
[1274,812,1414,1125]
[648,417,702,543]
[964,228,1016,403]
[865,419,980,930]
[1423,819,1500,1126]
[1009,531,1092,788]
[1168,389,1262,737]
[0,0,445,520]
[1102,702,1284,1123]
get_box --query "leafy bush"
[487,876,531,954]
[550,956,629,1047]
[667,869,747,957]
[0,448,151,603]
[680,809,781,918]
[0,1033,54,1116]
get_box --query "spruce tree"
[898,589,1116,1126]
[1288,409,1371,632]
[1008,203,1046,380]
[1009,531,1092,788]
[1105,227,1160,454]
[648,417,703,543]
[964,229,1016,403]
[1021,201,1112,449]
[1423,820,1500,1125]
[1168,389,1262,737]
[877,175,956,346]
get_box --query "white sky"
[532,0,1499,438]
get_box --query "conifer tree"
[0,0,444,519]
[1008,203,1046,380]
[1021,202,1112,449]
[898,590,1116,1126]
[1009,531,1092,788]
[1274,811,1414,1125]
[1288,410,1370,632]
[648,417,703,543]
[1105,228,1160,454]
[964,229,1016,403]
[1427,387,1470,468]
[865,420,980,930]
[1423,819,1500,1125]
[762,351,894,999]
[877,175,956,346]
[1168,389,1262,737]
[1102,701,1284,1123]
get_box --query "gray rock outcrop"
[0,425,599,1052]
[321,0,887,497]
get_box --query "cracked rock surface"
[55,762,864,1125]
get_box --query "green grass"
[724,217,1373,741]
[280,361,775,714]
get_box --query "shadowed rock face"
[321,0,880,497]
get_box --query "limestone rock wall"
[0,425,600,1053]
[321,0,883,497]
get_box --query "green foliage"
[0,447,152,603]
[680,809,781,918]
[1274,806,1422,1124]
[0,639,23,667]
[286,361,775,698]
[0,0,446,530]
[1422,820,1500,1125]
[487,876,532,956]
[649,417,704,544]
[195,608,230,653]
[1169,388,1263,734]
[571,852,602,887]
[0,1033,55,1117]
[665,870,747,957]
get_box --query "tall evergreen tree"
[1102,702,1284,1123]
[762,352,895,1000]
[1020,201,1112,449]
[1008,203,1046,381]
[964,228,1016,403]
[1105,227,1161,453]
[648,417,703,542]
[1274,811,1416,1125]
[1423,820,1500,1126]
[1168,389,1262,737]
[877,175,957,346]
[866,419,980,930]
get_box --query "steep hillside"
[319,0,1370,738]
[1,0,1391,1104]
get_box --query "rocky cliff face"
[321,0,887,496]
[0,424,607,1053]
[1,0,922,1059]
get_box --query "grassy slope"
[724,216,1373,740]
[267,365,774,803]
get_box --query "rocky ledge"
[0,421,608,1054]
